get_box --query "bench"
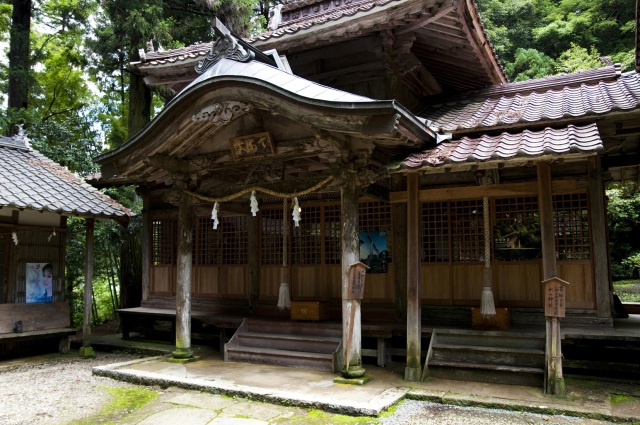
[0,302,77,354]
[117,297,248,350]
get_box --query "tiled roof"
[420,68,640,133]
[248,0,398,43]
[400,123,602,169]
[0,137,132,223]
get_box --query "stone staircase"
[424,328,546,386]
[224,319,342,372]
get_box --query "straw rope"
[183,175,334,203]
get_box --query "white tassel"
[277,282,291,310]
[292,197,301,227]
[211,202,219,229]
[250,190,259,216]
[11,232,18,245]
[481,286,496,317]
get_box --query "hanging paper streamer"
[250,190,259,216]
[292,197,301,227]
[211,202,220,229]
[12,232,18,245]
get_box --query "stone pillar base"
[172,347,193,359]
[341,364,365,379]
[404,366,422,381]
[79,346,95,358]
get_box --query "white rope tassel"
[211,202,220,229]
[278,282,291,310]
[481,286,496,316]
[292,197,301,227]
[250,190,259,216]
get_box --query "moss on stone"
[64,386,158,425]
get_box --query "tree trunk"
[7,0,32,135]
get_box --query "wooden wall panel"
[325,266,341,299]
[559,261,595,309]
[363,264,394,301]
[495,262,542,307]
[291,266,323,299]
[259,266,281,300]
[452,264,484,305]
[421,264,451,302]
[194,266,220,296]
[219,266,248,297]
[150,266,175,295]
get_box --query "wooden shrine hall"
[92,0,640,394]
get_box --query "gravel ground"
[0,352,619,425]
[0,352,150,425]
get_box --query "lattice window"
[152,219,176,265]
[421,201,450,262]
[324,204,341,265]
[358,201,392,271]
[197,218,222,265]
[451,199,484,262]
[494,196,541,261]
[261,208,284,265]
[221,216,248,264]
[553,193,590,260]
[292,206,322,265]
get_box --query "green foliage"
[612,280,640,303]
[607,183,640,279]
[477,0,636,81]
[554,43,602,74]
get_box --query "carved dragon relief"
[191,101,252,126]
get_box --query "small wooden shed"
[0,132,131,356]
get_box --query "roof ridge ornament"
[195,18,254,74]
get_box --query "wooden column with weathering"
[340,174,364,378]
[173,189,194,360]
[405,173,422,381]
[588,157,613,319]
[537,162,565,395]
[140,190,151,302]
[80,218,95,357]
[391,176,408,322]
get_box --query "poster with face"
[26,263,53,303]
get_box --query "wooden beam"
[588,157,613,319]
[397,1,456,36]
[405,173,422,381]
[141,191,151,302]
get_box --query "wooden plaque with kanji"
[543,277,570,318]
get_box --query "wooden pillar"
[141,191,150,302]
[248,215,261,313]
[393,201,408,321]
[340,177,364,378]
[588,157,613,319]
[537,162,565,395]
[173,194,194,359]
[405,173,422,381]
[80,218,95,357]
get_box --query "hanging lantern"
[250,190,259,216]
[292,197,301,227]
[211,202,220,229]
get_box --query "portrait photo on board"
[26,262,53,303]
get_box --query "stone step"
[225,345,336,372]
[237,331,341,354]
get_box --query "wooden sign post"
[344,262,368,371]
[542,277,569,395]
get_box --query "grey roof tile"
[401,123,603,169]
[423,70,640,132]
[0,139,132,223]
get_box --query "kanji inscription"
[229,132,275,160]
[347,262,368,300]
[543,277,570,317]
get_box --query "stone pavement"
[89,335,640,424]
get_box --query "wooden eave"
[133,0,505,94]
[94,69,435,190]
